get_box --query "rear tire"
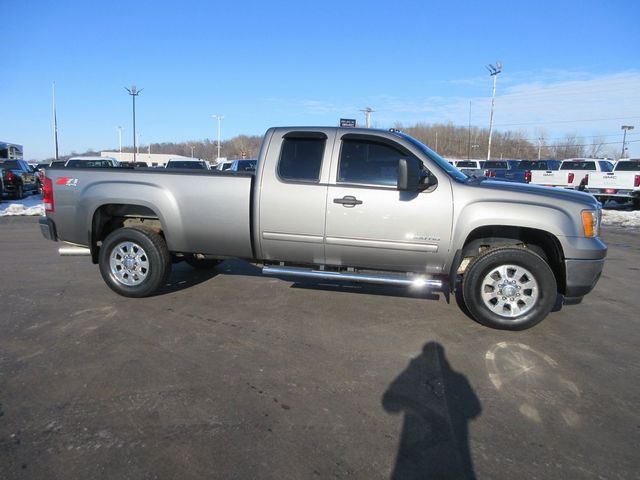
[14,184,24,199]
[99,227,171,297]
[462,246,557,330]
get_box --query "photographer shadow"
[382,342,481,479]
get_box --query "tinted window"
[66,160,114,168]
[278,137,325,182]
[232,160,257,171]
[456,161,480,168]
[598,161,614,172]
[614,160,640,171]
[338,139,413,186]
[561,161,595,170]
[0,160,20,169]
[166,161,206,169]
[484,161,508,169]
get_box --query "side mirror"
[397,158,420,191]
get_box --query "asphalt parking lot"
[0,216,638,479]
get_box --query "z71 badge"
[55,177,79,187]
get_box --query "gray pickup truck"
[39,127,607,330]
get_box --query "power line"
[494,115,640,127]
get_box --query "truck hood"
[473,178,599,208]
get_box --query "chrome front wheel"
[462,246,557,330]
[480,264,539,318]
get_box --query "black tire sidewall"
[99,227,170,297]
[462,247,557,330]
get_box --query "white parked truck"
[530,158,614,190]
[586,159,640,208]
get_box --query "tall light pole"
[117,126,123,162]
[190,145,195,158]
[125,85,142,162]
[621,125,634,158]
[486,62,502,160]
[52,82,59,161]
[212,115,224,161]
[360,107,374,128]
[137,132,142,155]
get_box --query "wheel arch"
[90,203,164,264]
[451,225,566,295]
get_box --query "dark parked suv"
[0,159,39,199]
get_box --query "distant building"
[100,151,188,167]
[0,141,23,160]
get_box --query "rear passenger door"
[257,130,335,264]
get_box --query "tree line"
[58,122,617,162]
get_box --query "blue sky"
[2,0,640,160]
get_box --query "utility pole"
[486,62,502,160]
[125,85,142,162]
[52,82,59,161]
[621,125,634,158]
[538,137,544,160]
[360,107,374,128]
[136,132,141,155]
[467,100,472,160]
[212,115,224,161]
[117,126,123,162]
[191,146,195,158]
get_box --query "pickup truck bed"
[47,168,254,258]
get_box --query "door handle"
[333,195,363,207]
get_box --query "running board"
[59,246,91,256]
[262,265,444,290]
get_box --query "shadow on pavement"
[383,342,481,479]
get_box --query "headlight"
[581,209,601,238]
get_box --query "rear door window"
[278,136,326,183]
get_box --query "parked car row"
[446,157,639,208]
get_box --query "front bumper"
[564,257,605,301]
[39,217,58,242]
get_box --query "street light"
[621,125,634,158]
[486,61,502,160]
[190,145,195,158]
[212,115,224,161]
[137,132,142,155]
[125,85,142,162]
[360,107,374,128]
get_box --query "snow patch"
[0,195,45,216]
[601,209,640,229]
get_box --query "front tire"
[99,227,171,297]
[462,246,557,330]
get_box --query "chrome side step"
[262,265,444,290]
[59,246,91,256]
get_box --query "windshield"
[395,132,468,182]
